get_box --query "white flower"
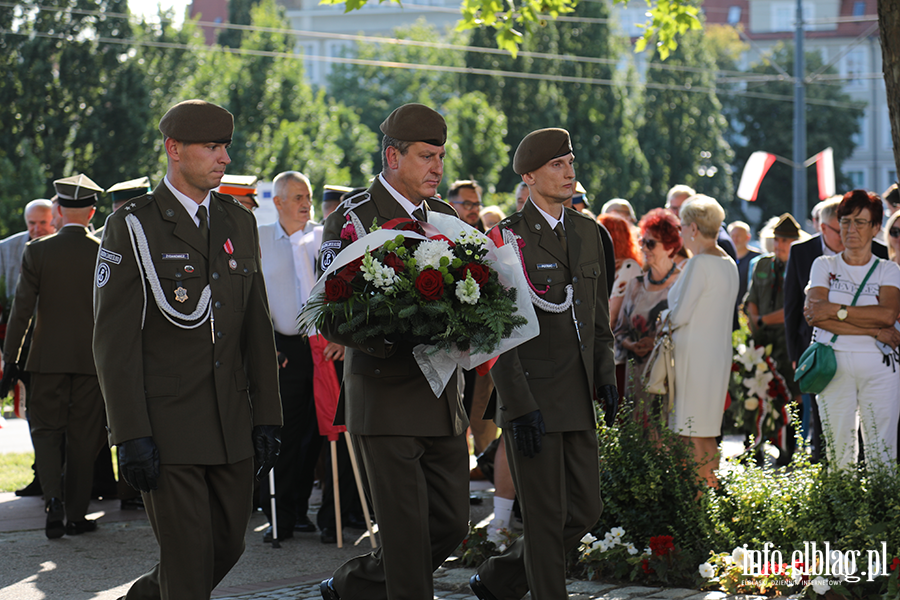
[644,547,652,556]
[361,256,399,292]
[811,577,830,595]
[604,532,616,544]
[610,527,625,539]
[788,565,803,584]
[732,547,747,567]
[744,397,760,411]
[698,563,715,578]
[626,543,639,555]
[722,556,734,565]
[599,540,611,552]
[743,368,773,399]
[413,239,453,271]
[591,540,603,551]
[455,273,481,305]
[580,533,597,546]
[737,344,766,371]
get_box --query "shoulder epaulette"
[498,212,524,229]
[340,190,371,216]
[213,190,251,213]
[119,192,155,216]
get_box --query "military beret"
[513,128,573,175]
[323,185,352,205]
[159,99,234,144]
[380,104,447,146]
[772,213,801,239]
[107,176,151,204]
[54,173,103,207]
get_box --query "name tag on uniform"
[536,263,558,270]
[99,249,122,264]
[161,253,190,260]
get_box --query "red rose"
[337,257,363,282]
[325,277,353,302]
[649,535,674,557]
[415,269,444,301]
[462,263,490,288]
[384,252,405,273]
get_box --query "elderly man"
[257,170,331,541]
[318,103,468,600]
[470,128,617,600]
[1,174,106,538]
[93,99,282,600]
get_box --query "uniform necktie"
[412,207,427,222]
[554,222,567,254]
[197,205,209,244]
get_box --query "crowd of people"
[3,95,900,600]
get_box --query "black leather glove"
[510,409,546,458]
[0,362,18,398]
[253,425,281,480]
[118,437,160,492]
[598,384,619,428]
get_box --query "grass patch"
[0,452,34,493]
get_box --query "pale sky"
[128,0,191,22]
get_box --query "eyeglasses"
[822,222,841,235]
[640,238,658,250]
[890,227,900,238]
[451,200,482,210]
[839,218,874,230]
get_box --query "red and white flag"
[815,147,836,200]
[737,151,777,201]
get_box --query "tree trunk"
[880,0,900,180]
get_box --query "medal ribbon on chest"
[224,238,237,270]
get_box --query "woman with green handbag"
[804,190,900,469]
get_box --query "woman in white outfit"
[804,190,900,470]
[667,195,738,488]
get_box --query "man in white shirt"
[258,170,339,540]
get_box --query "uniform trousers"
[260,333,320,529]
[29,372,106,521]
[332,433,469,600]
[126,457,254,600]
[478,429,602,600]
[818,350,899,470]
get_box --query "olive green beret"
[54,173,103,207]
[159,99,234,144]
[513,128,573,175]
[380,103,447,146]
[772,213,801,239]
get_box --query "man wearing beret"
[93,99,282,600]
[1,174,106,539]
[317,103,469,600]
[470,128,617,600]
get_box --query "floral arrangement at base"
[725,322,791,451]
[577,528,695,586]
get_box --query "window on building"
[852,1,866,17]
[771,2,815,32]
[844,49,866,88]
[727,6,741,24]
[299,42,318,83]
[852,116,867,148]
[847,171,865,189]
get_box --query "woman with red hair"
[613,208,683,427]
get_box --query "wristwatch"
[837,305,848,321]
[756,315,763,328]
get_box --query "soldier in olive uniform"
[93,100,282,600]
[1,174,106,539]
[318,104,469,600]
[470,129,618,600]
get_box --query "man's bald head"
[24,199,55,240]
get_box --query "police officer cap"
[379,104,447,146]
[54,173,103,207]
[772,213,801,239]
[323,185,352,204]
[159,99,234,144]
[107,176,151,203]
[513,128,573,175]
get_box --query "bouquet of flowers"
[299,213,538,396]
[726,326,791,450]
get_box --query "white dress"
[666,253,739,437]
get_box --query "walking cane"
[331,438,343,548]
[344,431,377,548]
[268,468,280,549]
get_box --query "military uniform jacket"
[488,202,615,432]
[745,255,786,345]
[318,177,467,438]
[3,226,100,374]
[92,183,282,465]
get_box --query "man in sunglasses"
[447,179,485,231]
[784,194,888,462]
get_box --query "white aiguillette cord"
[125,214,214,339]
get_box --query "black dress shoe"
[262,525,293,543]
[15,478,42,497]
[294,516,317,533]
[66,519,98,535]
[470,574,499,600]
[45,498,65,540]
[320,527,337,544]
[120,496,145,510]
[320,578,340,600]
[344,514,369,530]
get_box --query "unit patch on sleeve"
[99,248,122,264]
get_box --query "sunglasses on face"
[640,238,658,250]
